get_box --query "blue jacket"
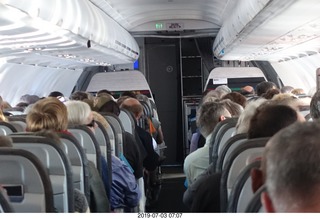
[110,155,141,210]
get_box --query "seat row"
[0,109,140,213]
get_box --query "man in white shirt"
[183,101,231,186]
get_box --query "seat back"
[103,113,124,157]
[227,160,261,212]
[220,137,268,212]
[93,120,112,190]
[0,148,55,212]
[209,118,238,165]
[215,133,248,172]
[245,185,266,213]
[8,120,26,132]
[58,132,90,202]
[0,122,17,136]
[119,109,136,136]
[0,187,14,212]
[10,135,74,212]
[68,125,102,174]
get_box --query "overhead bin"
[0,0,139,68]
[213,0,320,61]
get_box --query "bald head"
[120,97,143,120]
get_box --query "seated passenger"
[183,101,231,186]
[261,122,320,212]
[184,103,304,212]
[221,92,247,108]
[65,100,140,211]
[25,98,91,212]
[256,81,277,97]
[93,97,144,180]
[119,98,162,172]
[310,89,320,120]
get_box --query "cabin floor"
[145,165,190,213]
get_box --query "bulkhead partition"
[10,135,74,213]
[0,148,55,213]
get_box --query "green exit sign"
[155,23,164,29]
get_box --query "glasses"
[86,119,96,128]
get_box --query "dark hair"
[121,91,136,98]
[222,92,247,108]
[248,104,298,139]
[96,89,112,97]
[48,91,64,98]
[261,88,280,100]
[310,89,320,120]
[99,100,120,116]
[256,81,277,96]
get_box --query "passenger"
[280,85,294,94]
[215,85,231,94]
[256,81,277,97]
[48,91,66,102]
[117,95,131,106]
[261,88,280,100]
[240,86,255,97]
[65,100,141,211]
[136,93,164,145]
[121,91,137,98]
[201,89,225,103]
[184,103,303,212]
[25,99,90,213]
[70,91,89,101]
[248,104,305,139]
[96,89,114,99]
[235,98,267,134]
[260,122,320,212]
[310,89,320,120]
[33,130,90,213]
[183,101,231,186]
[221,92,247,108]
[219,99,243,117]
[94,97,144,180]
[120,97,163,207]
[93,95,113,112]
[291,88,306,96]
[120,97,162,172]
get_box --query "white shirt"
[183,133,212,187]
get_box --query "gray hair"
[265,122,320,212]
[65,100,92,126]
[235,98,267,134]
[196,101,231,137]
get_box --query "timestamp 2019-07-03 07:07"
[137,213,183,218]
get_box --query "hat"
[93,96,113,111]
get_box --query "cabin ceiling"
[94,0,320,61]
[0,0,320,69]
[89,0,238,37]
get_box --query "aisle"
[146,166,190,213]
